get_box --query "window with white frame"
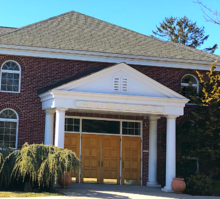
[0,61,21,92]
[181,75,198,98]
[0,109,18,148]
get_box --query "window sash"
[1,70,20,74]
[181,83,198,87]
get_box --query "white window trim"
[181,74,199,93]
[64,116,142,137]
[0,60,21,93]
[0,108,19,149]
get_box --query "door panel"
[64,133,80,183]
[122,136,141,185]
[101,135,120,184]
[81,134,101,183]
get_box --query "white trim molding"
[0,44,219,71]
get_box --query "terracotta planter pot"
[171,178,186,194]
[58,172,72,188]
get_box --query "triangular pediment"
[52,63,186,99]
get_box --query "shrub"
[0,147,16,189]
[185,172,211,195]
[0,143,80,190]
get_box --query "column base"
[161,186,174,192]
[147,181,161,188]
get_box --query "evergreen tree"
[152,16,217,53]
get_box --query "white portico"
[39,63,188,192]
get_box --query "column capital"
[149,116,161,121]
[45,109,55,114]
[55,108,68,112]
[166,115,179,119]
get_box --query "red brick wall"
[0,54,201,185]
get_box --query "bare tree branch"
[194,0,220,25]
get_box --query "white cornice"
[0,44,218,71]
[39,90,189,105]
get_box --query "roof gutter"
[0,44,218,71]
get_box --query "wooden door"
[101,135,120,184]
[81,134,101,183]
[64,133,80,183]
[122,136,141,185]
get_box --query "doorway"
[64,117,142,185]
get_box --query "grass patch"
[0,191,64,197]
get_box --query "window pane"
[65,118,80,132]
[82,119,120,134]
[74,119,80,125]
[66,118,73,125]
[1,73,20,92]
[182,75,197,84]
[2,61,20,71]
[0,121,17,148]
[122,122,141,135]
[181,86,197,97]
[67,125,73,132]
[0,109,17,119]
[74,126,80,132]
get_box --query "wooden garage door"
[122,136,141,185]
[64,133,80,183]
[81,134,101,183]
[101,135,120,184]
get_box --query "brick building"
[0,11,219,192]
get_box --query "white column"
[54,108,67,149]
[147,116,161,187]
[44,110,55,145]
[162,115,177,192]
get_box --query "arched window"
[181,75,198,97]
[0,61,21,93]
[0,109,18,148]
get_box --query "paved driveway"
[55,183,220,199]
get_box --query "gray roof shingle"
[0,11,219,62]
[0,26,17,36]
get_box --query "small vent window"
[121,76,128,92]
[113,76,120,92]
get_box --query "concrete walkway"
[55,183,220,199]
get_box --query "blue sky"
[0,0,220,54]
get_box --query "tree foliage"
[152,16,217,53]
[177,61,220,179]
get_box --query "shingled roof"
[0,26,17,36]
[0,11,219,62]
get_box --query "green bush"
[185,172,211,195]
[0,143,80,190]
[209,180,220,196]
[0,147,16,189]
